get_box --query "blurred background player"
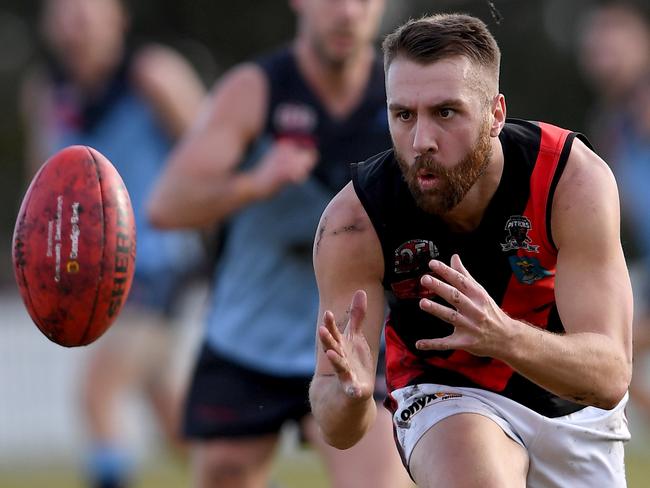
[148,0,413,487]
[20,0,207,486]
[577,1,650,423]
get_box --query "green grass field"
[0,446,649,488]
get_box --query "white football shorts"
[391,384,630,487]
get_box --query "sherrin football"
[12,145,136,347]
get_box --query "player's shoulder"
[317,183,377,252]
[560,136,617,199]
[195,61,269,138]
[551,135,620,248]
[131,43,197,83]
[322,182,367,225]
[223,62,267,91]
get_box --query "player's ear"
[490,93,506,137]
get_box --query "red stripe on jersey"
[385,318,425,391]
[465,122,570,391]
[501,123,570,326]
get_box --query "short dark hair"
[382,13,501,86]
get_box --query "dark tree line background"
[0,0,641,285]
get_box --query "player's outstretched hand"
[416,253,514,357]
[318,290,375,401]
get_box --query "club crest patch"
[500,215,539,252]
[509,255,553,285]
[394,239,439,274]
[273,102,317,137]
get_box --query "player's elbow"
[309,380,367,450]
[322,431,364,450]
[593,361,631,410]
[597,387,628,410]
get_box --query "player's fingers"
[419,298,471,329]
[349,290,367,334]
[323,310,343,341]
[325,349,353,381]
[288,160,318,185]
[318,325,344,357]
[451,254,473,277]
[420,274,474,314]
[414,337,456,351]
[428,258,478,297]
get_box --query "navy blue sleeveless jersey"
[204,47,391,375]
[352,119,590,417]
[257,46,390,192]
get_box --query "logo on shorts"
[500,215,539,252]
[396,392,463,428]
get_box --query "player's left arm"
[539,137,633,407]
[416,138,633,409]
[131,44,206,138]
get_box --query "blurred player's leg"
[80,309,177,488]
[191,436,278,488]
[304,408,414,488]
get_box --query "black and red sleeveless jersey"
[352,119,591,418]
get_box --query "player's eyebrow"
[387,102,410,113]
[388,98,466,112]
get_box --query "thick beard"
[396,122,493,215]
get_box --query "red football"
[12,145,136,347]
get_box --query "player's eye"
[439,108,455,119]
[397,111,412,122]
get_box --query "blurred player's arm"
[147,63,318,229]
[131,44,206,138]
[309,183,386,449]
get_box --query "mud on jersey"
[352,119,591,418]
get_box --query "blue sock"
[86,444,133,488]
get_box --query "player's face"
[579,8,650,97]
[41,0,128,79]
[293,0,385,65]
[387,55,497,215]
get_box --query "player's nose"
[412,117,439,154]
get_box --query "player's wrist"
[237,169,274,201]
[245,165,282,200]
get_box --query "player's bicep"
[147,64,268,225]
[552,140,632,354]
[165,63,268,177]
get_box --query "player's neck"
[293,38,375,119]
[68,44,125,96]
[441,137,505,233]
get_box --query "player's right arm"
[309,182,386,449]
[147,63,318,229]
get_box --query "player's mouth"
[329,30,356,49]
[416,170,440,190]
